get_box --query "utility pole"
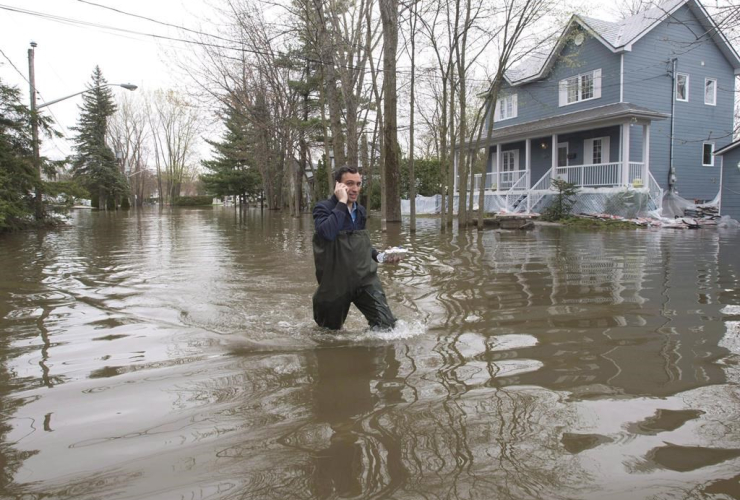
[28,42,43,220]
[668,58,677,195]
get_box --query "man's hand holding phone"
[334,182,349,204]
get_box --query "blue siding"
[623,4,735,201]
[493,30,622,130]
[721,149,740,220]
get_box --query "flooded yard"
[1,207,739,499]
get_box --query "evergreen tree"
[70,66,124,210]
[200,106,262,204]
[0,79,37,230]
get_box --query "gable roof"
[714,139,740,156]
[458,102,668,150]
[506,0,740,85]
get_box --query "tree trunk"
[379,0,401,223]
[447,71,456,226]
[409,0,417,233]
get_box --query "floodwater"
[1,207,739,500]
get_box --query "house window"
[584,137,610,165]
[702,143,714,166]
[592,139,603,164]
[560,69,602,106]
[581,73,594,100]
[502,150,517,171]
[496,94,518,121]
[676,73,689,102]
[566,76,579,103]
[705,78,717,105]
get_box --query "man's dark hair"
[334,165,359,183]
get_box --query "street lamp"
[28,42,137,220]
[38,83,138,109]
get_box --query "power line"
[0,47,30,85]
[76,0,236,44]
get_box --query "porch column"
[525,138,532,185]
[642,123,650,182]
[622,123,631,186]
[496,143,502,191]
[551,134,558,180]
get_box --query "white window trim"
[676,73,689,102]
[501,150,519,171]
[496,94,518,121]
[559,69,602,107]
[584,136,611,165]
[705,77,717,106]
[702,142,715,166]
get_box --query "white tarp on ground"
[401,194,509,215]
[401,189,738,222]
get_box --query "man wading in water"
[312,166,403,330]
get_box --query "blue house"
[715,140,740,220]
[456,0,740,215]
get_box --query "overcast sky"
[0,0,628,161]
[0,0,218,159]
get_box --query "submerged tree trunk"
[379,0,401,223]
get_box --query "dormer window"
[559,69,601,106]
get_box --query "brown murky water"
[1,207,739,500]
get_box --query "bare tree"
[146,90,202,205]
[108,92,150,207]
[476,0,558,230]
[380,0,402,223]
[404,0,420,232]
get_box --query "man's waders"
[312,230,396,330]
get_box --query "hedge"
[172,196,213,206]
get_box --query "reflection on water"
[0,208,739,499]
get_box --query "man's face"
[340,172,362,204]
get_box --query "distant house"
[456,0,739,215]
[714,140,740,220]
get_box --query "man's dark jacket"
[313,195,379,262]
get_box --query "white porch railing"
[458,164,647,192]
[629,162,646,186]
[458,170,529,192]
[555,162,621,187]
[473,172,496,192]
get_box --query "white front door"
[501,150,519,187]
[558,142,569,167]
